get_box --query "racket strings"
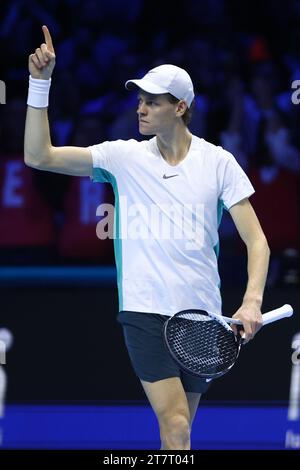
[166,316,239,376]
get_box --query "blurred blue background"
[0,0,300,449]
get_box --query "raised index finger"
[42,25,54,52]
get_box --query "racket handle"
[261,304,293,325]
[223,303,294,325]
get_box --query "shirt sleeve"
[88,139,132,183]
[218,149,255,210]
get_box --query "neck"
[156,124,192,166]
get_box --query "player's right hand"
[28,25,56,80]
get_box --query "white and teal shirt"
[89,135,254,316]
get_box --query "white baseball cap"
[125,64,195,108]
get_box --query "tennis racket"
[163,304,293,380]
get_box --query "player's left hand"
[231,301,263,343]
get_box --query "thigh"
[141,377,190,423]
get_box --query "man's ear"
[176,100,188,117]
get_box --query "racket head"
[163,309,243,379]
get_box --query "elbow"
[24,153,37,168]
[258,235,271,258]
[261,235,271,255]
[24,150,50,170]
[245,233,271,256]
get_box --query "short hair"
[166,94,195,126]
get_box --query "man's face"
[136,91,179,135]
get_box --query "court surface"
[1,402,299,450]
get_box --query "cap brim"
[125,79,168,95]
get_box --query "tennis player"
[24,26,270,450]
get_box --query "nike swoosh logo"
[163,174,179,179]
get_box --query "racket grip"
[262,304,293,325]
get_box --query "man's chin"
[139,128,155,136]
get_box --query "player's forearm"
[25,25,56,168]
[24,106,52,167]
[242,237,270,307]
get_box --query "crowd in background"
[0,0,300,286]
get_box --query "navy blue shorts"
[117,311,211,394]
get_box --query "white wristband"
[27,75,51,108]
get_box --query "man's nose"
[137,102,147,115]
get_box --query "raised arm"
[24,25,93,176]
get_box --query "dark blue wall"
[1,284,298,403]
